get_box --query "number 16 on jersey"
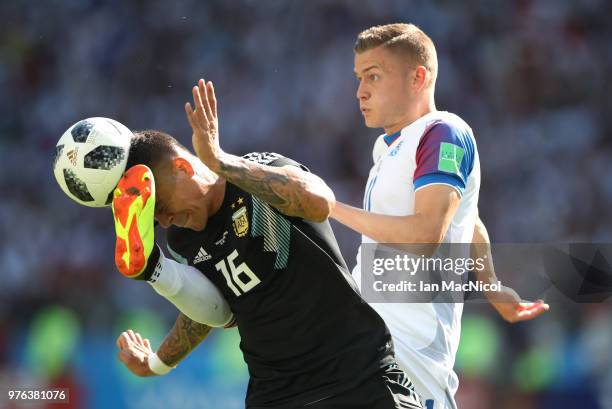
[215,249,261,296]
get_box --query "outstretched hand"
[488,285,550,323]
[116,329,155,377]
[185,79,222,172]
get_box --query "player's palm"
[185,79,222,169]
[116,329,155,377]
[489,285,550,323]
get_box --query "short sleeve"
[413,122,475,196]
[242,152,310,172]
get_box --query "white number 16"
[215,249,261,296]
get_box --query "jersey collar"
[383,130,402,146]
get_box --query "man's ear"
[412,65,428,91]
[172,157,195,177]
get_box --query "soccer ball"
[53,117,132,207]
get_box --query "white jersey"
[353,111,480,408]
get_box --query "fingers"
[186,79,216,125]
[117,332,129,350]
[116,331,153,376]
[127,329,138,344]
[198,79,215,123]
[207,81,217,118]
[192,85,207,125]
[185,102,196,129]
[129,329,148,346]
[144,338,152,350]
[515,301,550,322]
[517,300,550,311]
[117,329,149,349]
[185,78,217,150]
[116,333,124,349]
[198,79,210,119]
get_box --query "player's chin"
[363,115,382,129]
[187,213,207,231]
[190,222,207,231]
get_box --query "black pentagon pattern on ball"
[84,146,126,170]
[71,120,94,143]
[105,189,114,205]
[63,168,95,202]
[53,145,64,169]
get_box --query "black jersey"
[166,153,396,408]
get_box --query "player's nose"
[356,81,369,100]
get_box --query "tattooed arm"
[184,79,335,222]
[117,313,213,376]
[157,313,213,366]
[217,155,334,222]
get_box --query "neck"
[207,176,227,217]
[384,93,436,135]
[193,159,227,219]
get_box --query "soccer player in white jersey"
[331,24,549,409]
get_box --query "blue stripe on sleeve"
[413,173,465,196]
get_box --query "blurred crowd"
[0,0,610,408]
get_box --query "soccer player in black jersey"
[115,79,422,409]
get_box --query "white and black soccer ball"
[53,117,132,207]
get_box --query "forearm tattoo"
[218,156,325,220]
[157,313,213,366]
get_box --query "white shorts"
[406,369,457,409]
[392,337,459,409]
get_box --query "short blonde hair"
[355,23,438,86]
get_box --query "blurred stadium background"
[1,0,611,408]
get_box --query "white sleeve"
[148,255,233,327]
